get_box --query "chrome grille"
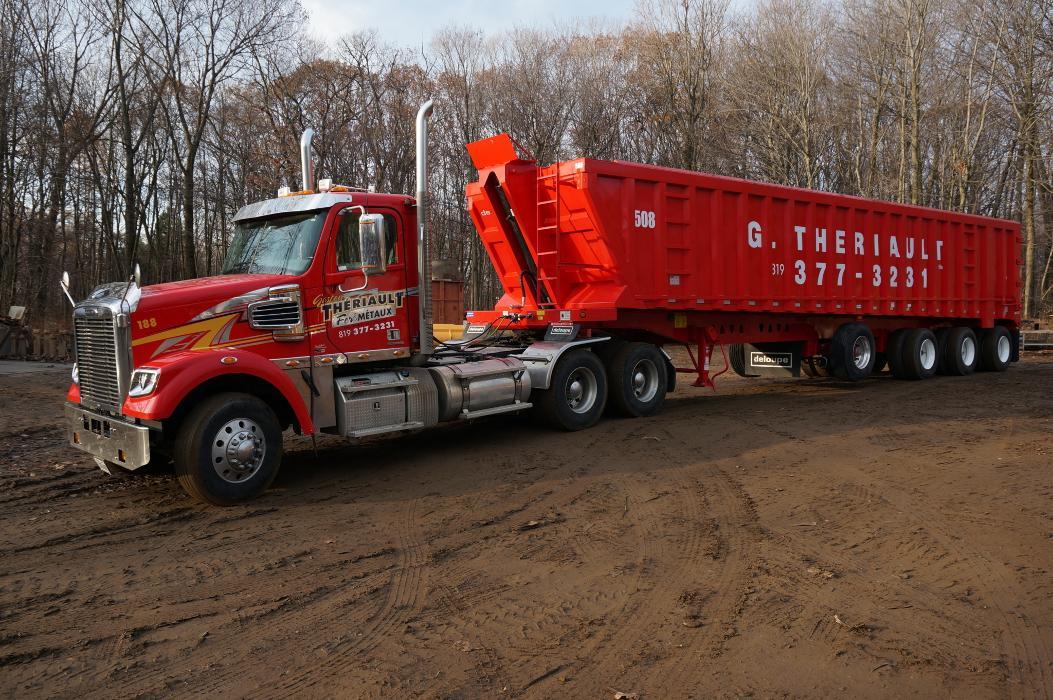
[75,313,122,411]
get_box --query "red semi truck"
[62,101,1021,504]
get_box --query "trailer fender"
[121,349,314,434]
[517,337,610,390]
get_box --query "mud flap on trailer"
[742,342,802,377]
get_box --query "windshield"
[223,211,327,275]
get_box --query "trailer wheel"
[803,356,830,378]
[901,328,939,380]
[886,329,910,379]
[828,323,876,381]
[729,344,759,377]
[173,392,282,505]
[934,328,952,374]
[873,352,888,374]
[979,326,1011,372]
[535,349,608,431]
[606,342,668,418]
[942,327,979,375]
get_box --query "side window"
[335,212,399,270]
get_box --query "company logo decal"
[315,289,407,328]
[750,351,791,368]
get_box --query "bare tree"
[135,0,299,278]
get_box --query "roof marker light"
[277,186,291,197]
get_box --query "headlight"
[128,368,160,397]
[72,362,78,385]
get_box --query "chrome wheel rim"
[919,338,937,371]
[997,335,1010,363]
[565,367,599,414]
[630,359,660,403]
[211,417,266,483]
[961,336,976,366]
[851,336,872,370]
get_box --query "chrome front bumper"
[66,404,151,470]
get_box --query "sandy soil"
[1,356,1051,699]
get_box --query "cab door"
[320,205,411,359]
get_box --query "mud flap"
[742,342,802,377]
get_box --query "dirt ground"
[1,355,1051,699]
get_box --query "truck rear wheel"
[606,342,667,417]
[828,323,876,381]
[979,326,1011,372]
[174,392,282,505]
[942,327,979,375]
[535,349,608,431]
[901,328,939,380]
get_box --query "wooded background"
[1,0,1051,326]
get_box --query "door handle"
[337,269,369,293]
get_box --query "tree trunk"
[182,147,198,279]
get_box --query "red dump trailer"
[465,134,1021,386]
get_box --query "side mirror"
[60,270,75,307]
[359,213,388,273]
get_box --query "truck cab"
[63,102,658,504]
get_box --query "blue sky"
[302,0,642,48]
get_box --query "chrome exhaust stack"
[300,128,315,192]
[416,99,435,356]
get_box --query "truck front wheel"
[606,342,667,417]
[174,392,282,505]
[535,349,608,431]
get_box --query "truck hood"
[137,274,291,317]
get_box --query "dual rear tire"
[829,323,1008,381]
[979,326,1012,372]
[827,323,876,381]
[534,342,668,430]
[889,325,1008,379]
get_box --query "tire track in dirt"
[761,482,1009,686]
[560,418,759,698]
[848,465,1053,698]
[261,496,429,698]
[740,406,1050,697]
[650,418,762,695]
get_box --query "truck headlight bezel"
[128,367,160,397]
